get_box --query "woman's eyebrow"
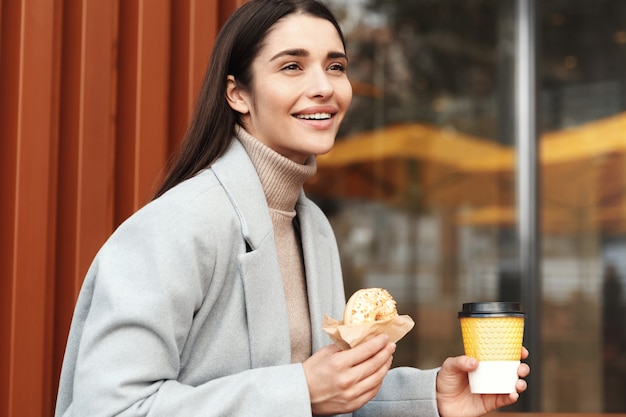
[269,48,348,62]
[328,51,348,61]
[270,48,308,61]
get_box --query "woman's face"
[227,13,352,164]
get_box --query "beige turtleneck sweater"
[235,126,317,363]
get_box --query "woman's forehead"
[260,14,345,56]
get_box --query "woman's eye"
[282,63,301,71]
[328,63,346,72]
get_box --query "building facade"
[307,0,626,412]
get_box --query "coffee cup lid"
[458,301,526,318]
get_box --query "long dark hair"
[153,0,345,199]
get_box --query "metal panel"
[0,0,235,415]
[169,0,219,151]
[52,1,119,414]
[115,0,171,223]
[0,0,58,415]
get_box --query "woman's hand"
[436,347,530,417]
[303,334,395,415]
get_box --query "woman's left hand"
[435,347,530,417]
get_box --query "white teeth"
[296,112,331,120]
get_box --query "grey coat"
[55,139,439,417]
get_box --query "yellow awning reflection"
[306,112,626,233]
[543,112,626,164]
[308,122,513,207]
[457,206,515,226]
[316,123,511,171]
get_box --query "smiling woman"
[53,1,528,416]
[224,14,352,163]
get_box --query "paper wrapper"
[323,314,415,350]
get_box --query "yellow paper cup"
[458,302,526,394]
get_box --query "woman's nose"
[306,68,334,98]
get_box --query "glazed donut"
[343,288,398,324]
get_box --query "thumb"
[440,355,478,376]
[456,355,479,372]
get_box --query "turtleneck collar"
[235,125,317,213]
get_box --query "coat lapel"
[237,240,291,367]
[210,139,271,251]
[211,139,291,367]
[296,198,338,353]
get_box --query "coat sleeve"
[355,367,440,417]
[55,192,313,417]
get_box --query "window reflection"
[308,0,626,412]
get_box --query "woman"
[55,0,529,416]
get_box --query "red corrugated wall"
[0,1,245,415]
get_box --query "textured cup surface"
[459,316,525,360]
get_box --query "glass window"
[539,0,626,412]
[308,0,626,412]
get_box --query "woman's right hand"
[303,334,396,415]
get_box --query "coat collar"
[211,138,336,363]
[211,138,273,251]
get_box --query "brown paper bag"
[322,314,415,350]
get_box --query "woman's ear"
[225,75,250,114]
